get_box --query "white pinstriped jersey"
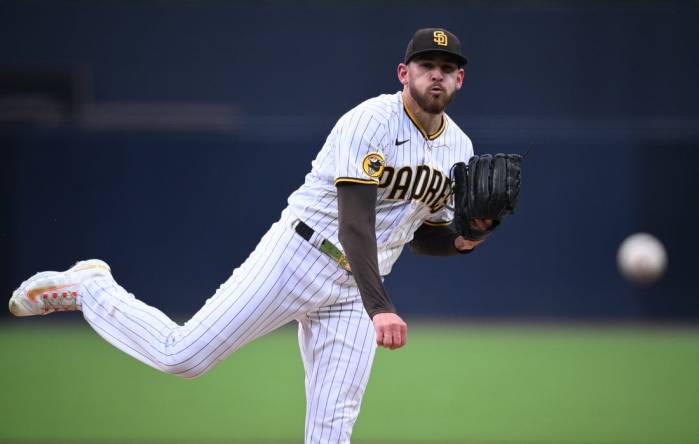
[287,91,475,275]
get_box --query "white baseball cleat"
[9,259,112,317]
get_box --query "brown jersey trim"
[403,103,447,141]
[423,219,453,227]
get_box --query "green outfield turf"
[1,321,698,444]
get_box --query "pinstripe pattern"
[72,90,475,443]
[78,209,377,443]
[299,297,375,444]
[288,91,474,275]
[81,210,347,378]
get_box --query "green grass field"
[1,321,698,443]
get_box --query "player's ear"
[397,63,409,85]
[455,67,465,90]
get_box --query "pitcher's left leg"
[298,297,377,444]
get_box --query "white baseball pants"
[78,209,377,444]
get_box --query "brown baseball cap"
[404,28,468,66]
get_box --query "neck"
[401,90,443,136]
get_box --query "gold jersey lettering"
[422,170,444,206]
[379,164,452,212]
[386,166,413,200]
[378,166,395,188]
[429,177,454,212]
[410,165,430,200]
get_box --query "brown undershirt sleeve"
[409,223,474,256]
[336,183,396,318]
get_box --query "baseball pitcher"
[10,28,521,443]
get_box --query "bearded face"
[408,80,457,115]
[404,54,463,115]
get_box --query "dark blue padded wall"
[2,2,698,320]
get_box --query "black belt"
[294,220,352,273]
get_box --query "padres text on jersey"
[288,91,474,275]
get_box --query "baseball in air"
[617,233,668,285]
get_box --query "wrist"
[369,308,397,319]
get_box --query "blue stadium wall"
[2,2,698,320]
